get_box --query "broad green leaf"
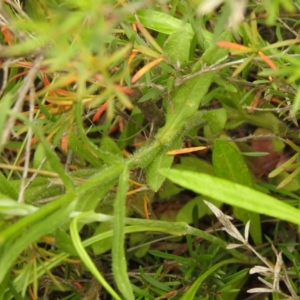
[76,163,124,195]
[176,196,221,223]
[213,139,254,187]
[131,10,213,46]
[0,173,18,200]
[175,156,214,175]
[101,136,123,158]
[92,222,113,255]
[213,139,261,245]
[146,136,182,192]
[129,233,149,258]
[25,183,62,204]
[158,179,183,199]
[112,168,134,300]
[164,29,192,64]
[159,168,300,226]
[200,30,231,65]
[76,180,115,213]
[55,228,77,256]
[156,30,231,145]
[133,10,194,35]
[67,132,104,168]
[203,108,227,137]
[33,143,54,171]
[246,111,287,134]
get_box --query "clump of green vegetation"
[1,0,300,299]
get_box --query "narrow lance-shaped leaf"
[70,212,122,300]
[0,192,77,284]
[112,167,134,300]
[212,139,261,245]
[156,30,231,145]
[159,168,300,226]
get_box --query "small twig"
[0,163,59,177]
[277,17,299,38]
[175,54,300,87]
[194,133,287,143]
[65,150,73,172]
[0,58,11,98]
[132,82,165,91]
[4,0,30,20]
[24,156,48,190]
[242,105,294,112]
[1,55,43,148]
[18,85,35,203]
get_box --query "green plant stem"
[70,213,122,300]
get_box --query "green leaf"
[164,29,192,64]
[92,222,113,255]
[0,173,18,200]
[213,139,261,245]
[76,163,124,196]
[0,191,76,244]
[68,132,104,168]
[275,169,300,191]
[269,153,299,178]
[73,102,123,166]
[140,272,171,292]
[0,93,12,152]
[213,139,254,187]
[55,228,77,256]
[33,143,54,171]
[176,196,222,223]
[112,167,134,300]
[0,192,77,284]
[175,156,214,175]
[101,136,123,158]
[30,121,75,192]
[180,258,240,300]
[159,168,300,226]
[129,233,149,258]
[156,30,231,145]
[0,198,38,216]
[203,108,227,137]
[146,136,182,192]
[133,10,194,35]
[70,212,122,300]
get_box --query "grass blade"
[112,167,134,300]
[160,168,300,226]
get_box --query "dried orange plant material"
[131,57,164,83]
[217,41,252,51]
[247,89,265,113]
[257,51,277,70]
[167,146,209,155]
[1,26,15,45]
